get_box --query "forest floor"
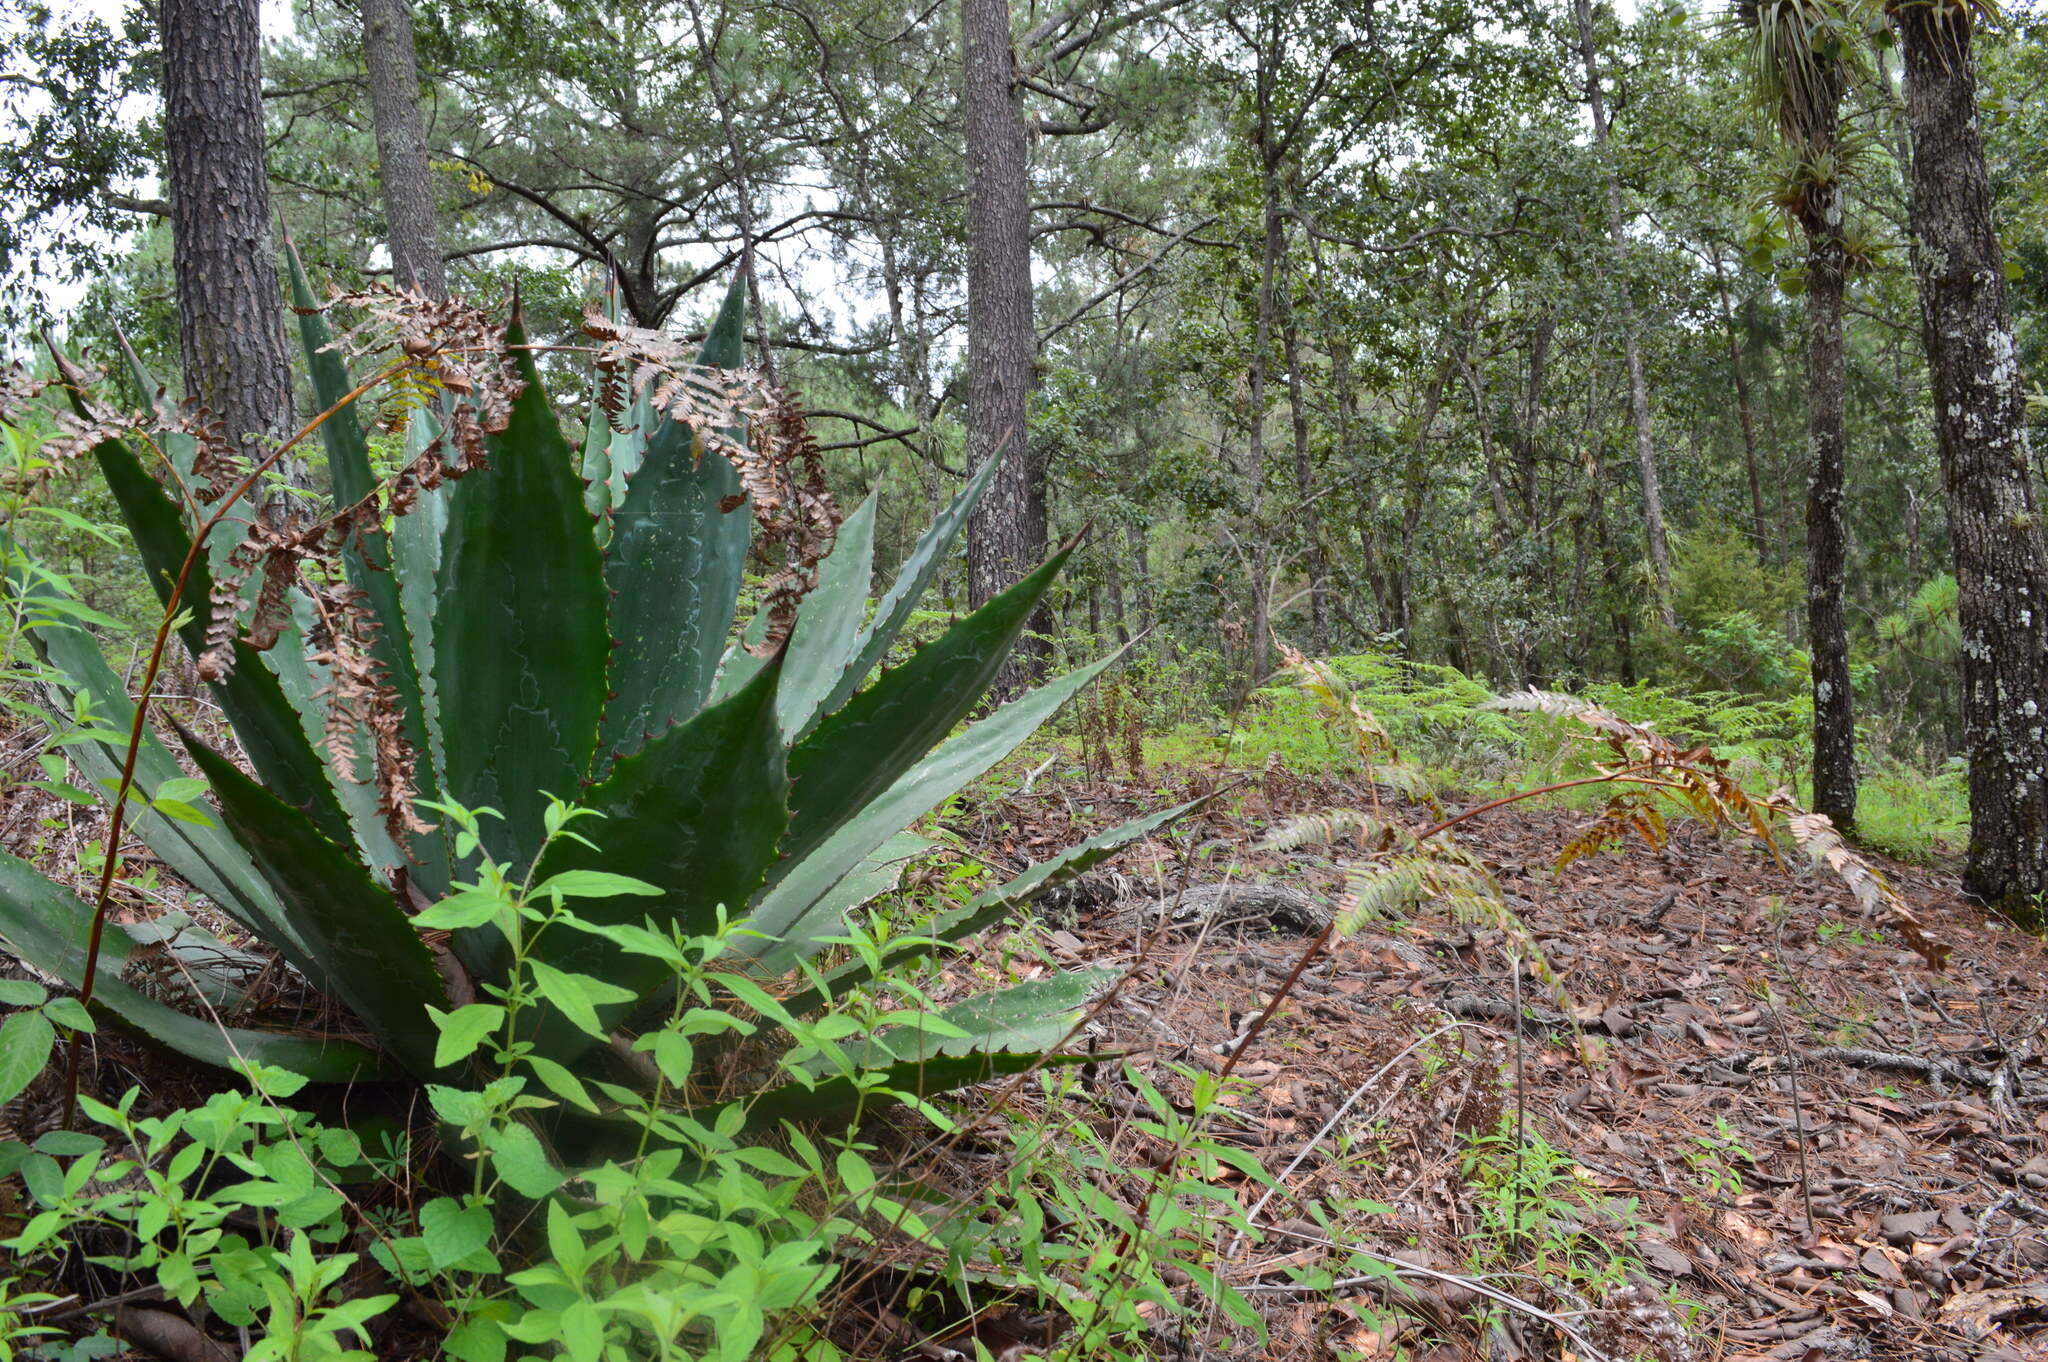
[894,756,2048,1362]
[5,746,2048,1361]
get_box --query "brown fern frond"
[0,360,138,496]
[1488,685,1944,966]
[1781,811,1948,968]
[318,285,524,470]
[583,312,841,655]
[305,582,431,841]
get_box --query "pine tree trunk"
[1572,0,1674,626]
[162,0,295,509]
[360,0,446,298]
[961,0,1047,694]
[1894,0,2048,916]
[1800,186,1857,832]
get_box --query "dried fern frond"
[305,582,430,841]
[193,290,521,684]
[317,286,524,467]
[582,315,840,655]
[1488,684,1946,968]
[1783,811,1948,968]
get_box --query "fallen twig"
[1234,1228,1616,1362]
[1724,1045,2010,1092]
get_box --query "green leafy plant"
[1459,1121,1649,1293]
[0,977,94,1111]
[1680,1117,1753,1201]
[1,809,1148,1362]
[0,269,1190,1120]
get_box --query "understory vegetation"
[0,350,1944,1356]
[2,0,2045,1351]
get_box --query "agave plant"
[0,265,1182,1117]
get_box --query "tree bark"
[1243,169,1285,685]
[1571,0,1674,626]
[1282,312,1328,653]
[1894,0,2048,916]
[1710,248,1770,558]
[162,0,295,508]
[1798,181,1857,832]
[359,0,446,297]
[961,0,1048,694]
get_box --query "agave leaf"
[388,413,452,844]
[776,544,1078,883]
[599,275,751,763]
[0,854,394,1082]
[865,968,1111,1066]
[29,619,320,983]
[284,243,442,882]
[735,1051,1089,1132]
[753,829,932,976]
[734,969,1109,1131]
[776,491,877,739]
[780,794,1212,1017]
[434,308,609,872]
[267,594,406,881]
[515,649,789,1061]
[176,722,447,1077]
[580,279,656,537]
[744,644,1125,972]
[76,418,354,847]
[616,828,928,1042]
[706,610,774,706]
[107,329,225,570]
[819,456,999,719]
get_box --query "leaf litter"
[895,754,2048,1362]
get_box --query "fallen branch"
[1725,1045,2007,1091]
[112,1305,235,1362]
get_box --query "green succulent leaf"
[29,617,304,973]
[748,638,1125,971]
[387,411,454,839]
[285,243,443,883]
[0,853,394,1082]
[865,968,1111,1066]
[519,651,789,1062]
[580,280,656,535]
[176,722,447,1077]
[434,307,609,873]
[776,491,877,740]
[738,1051,1075,1130]
[108,329,217,566]
[730,970,1111,1129]
[781,795,1212,1016]
[267,594,406,880]
[70,408,353,846]
[820,455,1000,719]
[600,275,752,764]
[778,542,1078,878]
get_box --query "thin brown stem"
[61,364,402,1127]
